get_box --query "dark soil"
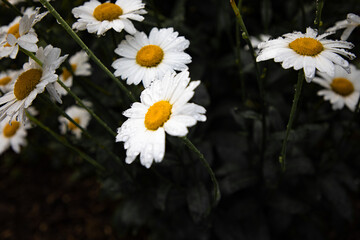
[0,155,120,240]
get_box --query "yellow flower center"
[144,101,172,130]
[61,64,77,81]
[7,23,20,39]
[67,117,80,131]
[4,23,20,47]
[136,45,164,68]
[3,121,20,138]
[330,77,354,96]
[93,3,123,21]
[0,76,12,86]
[14,69,43,100]
[289,37,324,56]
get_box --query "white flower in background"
[54,50,92,96]
[0,45,68,124]
[256,27,355,82]
[246,34,271,53]
[72,0,146,36]
[58,104,91,139]
[0,69,21,93]
[313,64,360,111]
[112,27,192,87]
[327,13,360,40]
[0,7,48,59]
[116,71,206,168]
[5,0,52,4]
[0,116,31,155]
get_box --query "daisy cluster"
[0,0,204,169]
[255,16,360,111]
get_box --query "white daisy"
[72,0,147,36]
[0,116,31,154]
[58,104,91,139]
[112,27,192,87]
[327,13,360,40]
[116,70,206,168]
[0,7,48,59]
[54,50,92,96]
[256,27,356,82]
[0,69,21,93]
[313,64,360,111]
[0,45,68,124]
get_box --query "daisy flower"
[0,116,31,155]
[54,50,92,96]
[256,27,355,82]
[116,70,206,168]
[0,7,48,59]
[327,13,360,40]
[0,69,21,93]
[0,45,68,124]
[313,64,360,111]
[58,104,91,139]
[112,27,192,87]
[72,0,147,36]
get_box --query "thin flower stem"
[1,0,22,16]
[230,0,266,162]
[38,0,137,103]
[181,136,221,206]
[235,0,245,103]
[26,111,106,172]
[20,47,43,67]
[20,46,117,138]
[314,0,324,29]
[57,79,117,137]
[279,71,304,171]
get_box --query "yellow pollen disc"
[144,101,172,131]
[0,76,12,86]
[330,77,354,96]
[7,23,20,39]
[3,121,20,138]
[68,117,80,131]
[289,37,324,56]
[61,64,77,81]
[14,69,43,100]
[4,23,20,47]
[136,45,164,68]
[93,3,123,21]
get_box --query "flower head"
[72,0,146,36]
[327,13,360,40]
[256,27,355,82]
[112,27,192,87]
[0,116,31,155]
[0,7,48,59]
[54,50,92,96]
[116,70,206,168]
[0,45,68,124]
[59,104,91,139]
[0,69,21,93]
[313,64,360,111]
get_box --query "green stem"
[20,47,43,67]
[57,79,117,137]
[235,0,245,103]
[181,137,221,206]
[230,0,266,163]
[279,71,304,171]
[38,0,137,103]
[1,0,22,16]
[314,0,324,29]
[26,111,105,172]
